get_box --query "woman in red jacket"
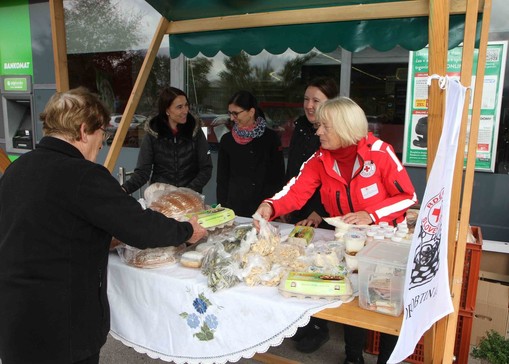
[255,96,417,364]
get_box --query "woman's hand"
[253,202,274,230]
[186,216,208,244]
[296,211,322,228]
[342,211,373,225]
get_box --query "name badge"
[361,183,379,199]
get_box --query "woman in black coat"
[122,87,212,194]
[285,76,339,228]
[216,90,285,217]
[0,88,206,364]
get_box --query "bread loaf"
[117,245,185,268]
[148,188,205,218]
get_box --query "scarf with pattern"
[232,117,266,145]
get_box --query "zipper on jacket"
[394,180,404,193]
[335,191,344,215]
[345,185,355,213]
[98,269,105,318]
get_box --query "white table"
[107,219,344,364]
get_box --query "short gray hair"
[316,97,368,147]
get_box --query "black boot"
[295,322,330,353]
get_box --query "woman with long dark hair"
[122,87,212,194]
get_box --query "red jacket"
[267,133,417,225]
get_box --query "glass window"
[64,0,168,148]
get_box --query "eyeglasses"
[227,110,246,118]
[100,127,112,143]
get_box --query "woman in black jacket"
[0,88,206,364]
[122,87,212,194]
[216,90,285,217]
[285,76,339,228]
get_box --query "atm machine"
[1,75,36,153]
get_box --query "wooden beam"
[103,17,169,172]
[0,147,11,174]
[423,1,450,362]
[48,0,69,92]
[434,0,481,362]
[426,0,450,172]
[252,353,301,364]
[164,0,480,35]
[442,0,492,361]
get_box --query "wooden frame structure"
[48,0,491,362]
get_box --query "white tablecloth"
[107,219,343,364]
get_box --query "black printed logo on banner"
[409,188,444,289]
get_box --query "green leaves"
[471,330,509,364]
[193,323,214,341]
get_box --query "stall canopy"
[47,0,492,362]
[145,0,481,57]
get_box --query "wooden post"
[48,0,69,92]
[442,0,492,362]
[423,0,450,362]
[103,17,169,172]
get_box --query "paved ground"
[99,321,482,363]
[99,322,377,364]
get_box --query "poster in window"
[403,41,507,172]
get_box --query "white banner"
[388,77,467,363]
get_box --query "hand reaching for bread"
[187,216,208,244]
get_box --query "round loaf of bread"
[149,188,205,218]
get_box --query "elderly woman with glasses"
[0,88,207,364]
[216,90,285,217]
[254,96,417,364]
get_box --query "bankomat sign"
[0,0,33,76]
[3,62,31,71]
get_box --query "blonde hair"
[40,87,110,141]
[316,97,368,147]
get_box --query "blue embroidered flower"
[204,314,218,330]
[193,297,208,314]
[187,313,200,329]
[180,292,218,341]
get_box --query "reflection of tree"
[219,51,255,94]
[188,57,213,108]
[279,53,315,102]
[139,53,171,115]
[65,0,143,53]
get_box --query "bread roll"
[180,251,204,268]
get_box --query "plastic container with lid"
[344,230,367,253]
[356,240,410,316]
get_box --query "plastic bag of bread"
[148,187,205,219]
[143,183,177,206]
[116,243,187,269]
[249,213,281,256]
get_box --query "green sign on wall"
[0,0,33,76]
[4,77,28,92]
[403,41,508,172]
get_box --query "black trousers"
[1,352,99,364]
[74,352,100,364]
[344,325,398,364]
